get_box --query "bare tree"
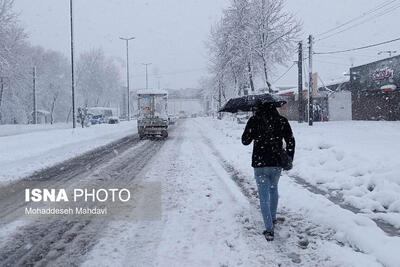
[76,48,121,109]
[0,0,27,123]
[205,0,301,101]
[250,0,301,92]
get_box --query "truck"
[137,90,169,139]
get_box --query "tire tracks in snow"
[81,121,201,267]
[0,134,167,266]
[0,134,142,220]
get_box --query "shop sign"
[372,67,394,80]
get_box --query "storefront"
[350,55,400,120]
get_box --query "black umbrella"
[218,93,287,113]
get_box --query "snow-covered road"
[0,121,138,183]
[83,119,391,266]
[0,118,399,266]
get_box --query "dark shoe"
[263,230,274,241]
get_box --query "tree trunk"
[50,93,58,124]
[247,62,255,92]
[233,70,239,96]
[0,78,4,123]
[263,58,273,93]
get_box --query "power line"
[315,43,383,52]
[314,36,400,55]
[315,52,377,59]
[272,62,296,84]
[271,47,310,85]
[316,2,400,42]
[316,0,398,38]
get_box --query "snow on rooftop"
[322,77,350,87]
[277,87,299,95]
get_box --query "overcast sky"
[14,0,400,89]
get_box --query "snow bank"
[198,117,400,224]
[0,121,137,183]
[290,121,400,219]
[193,117,400,267]
[0,123,70,137]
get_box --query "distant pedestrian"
[77,107,89,128]
[242,102,295,241]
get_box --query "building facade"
[350,55,400,120]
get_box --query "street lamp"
[69,0,76,128]
[120,37,135,121]
[142,63,152,90]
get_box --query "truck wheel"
[161,130,168,139]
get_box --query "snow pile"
[0,121,137,183]
[193,117,400,267]
[0,123,70,137]
[199,118,400,224]
[289,121,400,222]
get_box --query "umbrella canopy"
[218,93,287,113]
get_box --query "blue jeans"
[254,167,282,231]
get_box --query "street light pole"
[142,63,152,90]
[308,35,313,126]
[120,37,135,121]
[69,0,76,128]
[33,67,37,124]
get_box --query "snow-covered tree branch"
[205,0,301,100]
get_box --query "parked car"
[90,114,105,125]
[168,115,177,125]
[108,116,119,124]
[88,107,119,125]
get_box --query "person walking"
[242,102,295,241]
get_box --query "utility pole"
[142,63,152,90]
[218,80,222,120]
[70,0,76,128]
[298,41,303,123]
[0,77,5,123]
[33,67,37,124]
[308,35,313,126]
[0,78,3,106]
[120,37,135,121]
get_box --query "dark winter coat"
[241,106,295,168]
